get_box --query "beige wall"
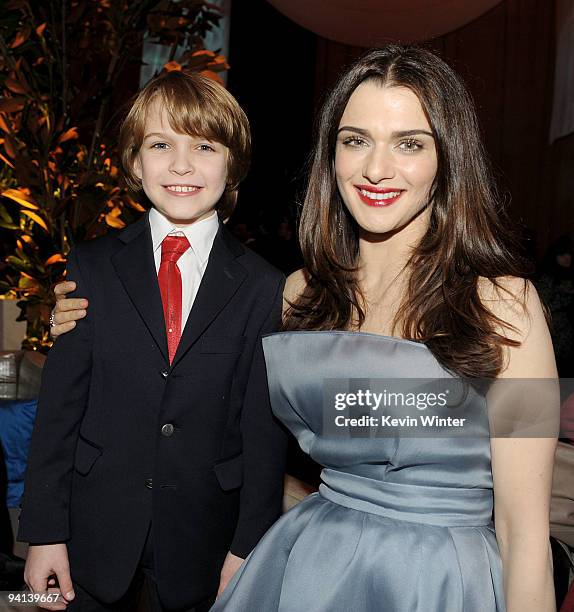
[0,300,26,351]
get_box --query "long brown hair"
[284,46,527,378]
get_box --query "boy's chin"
[160,207,217,226]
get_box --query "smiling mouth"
[355,186,404,207]
[164,185,202,194]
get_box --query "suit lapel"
[111,212,169,364]
[171,222,247,369]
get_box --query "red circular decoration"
[266,0,503,45]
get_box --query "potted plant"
[0,0,229,351]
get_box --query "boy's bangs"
[156,88,233,146]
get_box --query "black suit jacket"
[18,213,287,609]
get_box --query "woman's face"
[335,81,438,238]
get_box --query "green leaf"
[6,255,34,272]
[0,203,15,223]
[0,221,20,230]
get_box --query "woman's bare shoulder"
[284,268,309,303]
[478,276,555,377]
[283,268,310,316]
[477,276,535,339]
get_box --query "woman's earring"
[338,220,344,236]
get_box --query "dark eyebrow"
[337,126,434,139]
[391,129,434,139]
[337,126,369,136]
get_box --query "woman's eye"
[342,136,367,147]
[398,139,422,152]
[151,142,169,150]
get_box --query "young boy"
[18,71,286,611]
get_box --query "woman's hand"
[217,551,244,597]
[50,281,88,339]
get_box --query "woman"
[51,46,557,611]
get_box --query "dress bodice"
[213,331,505,612]
[262,331,494,527]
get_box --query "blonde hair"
[119,71,251,220]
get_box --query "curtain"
[550,0,574,142]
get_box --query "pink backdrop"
[266,0,503,45]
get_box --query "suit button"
[145,478,153,489]
[160,370,168,378]
[161,423,174,437]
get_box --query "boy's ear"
[132,154,143,180]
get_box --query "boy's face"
[134,100,229,226]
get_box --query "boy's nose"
[170,153,195,175]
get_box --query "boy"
[18,71,286,611]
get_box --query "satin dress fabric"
[211,331,505,612]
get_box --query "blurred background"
[0,0,571,352]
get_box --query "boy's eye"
[398,139,422,152]
[197,143,216,152]
[151,142,169,150]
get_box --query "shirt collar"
[149,208,219,266]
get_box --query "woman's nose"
[362,146,395,183]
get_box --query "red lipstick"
[355,185,404,207]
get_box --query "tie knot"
[161,235,190,263]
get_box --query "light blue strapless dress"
[211,331,505,612]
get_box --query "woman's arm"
[484,278,558,612]
[53,265,310,337]
[51,265,310,338]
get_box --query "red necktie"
[158,235,190,363]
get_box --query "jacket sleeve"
[229,275,288,558]
[17,246,94,544]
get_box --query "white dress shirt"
[149,208,219,329]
